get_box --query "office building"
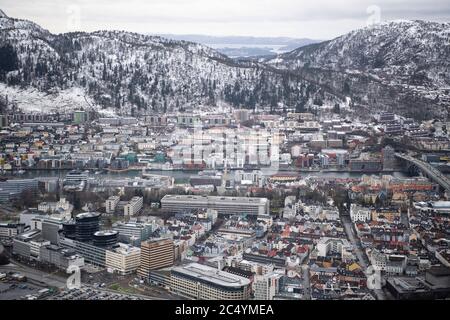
[59,237,107,267]
[170,263,251,300]
[92,230,119,247]
[64,170,89,182]
[41,217,63,245]
[0,179,38,203]
[75,212,101,242]
[62,221,77,240]
[112,221,155,245]
[161,195,269,216]
[12,230,42,259]
[105,243,141,275]
[105,196,120,214]
[138,238,174,278]
[253,273,282,300]
[0,223,26,239]
[124,197,143,216]
[39,244,85,270]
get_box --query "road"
[340,214,387,300]
[301,264,311,300]
[0,263,68,288]
[341,215,369,268]
[396,153,450,192]
[401,209,410,229]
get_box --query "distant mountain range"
[0,8,449,120]
[0,10,331,115]
[154,34,320,58]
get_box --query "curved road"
[396,153,450,192]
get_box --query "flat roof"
[427,266,450,277]
[16,229,41,241]
[162,195,267,204]
[172,263,251,288]
[109,243,140,255]
[76,212,101,219]
[94,230,118,237]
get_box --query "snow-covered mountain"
[269,20,450,120]
[0,12,448,120]
[0,12,334,115]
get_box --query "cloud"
[1,0,449,38]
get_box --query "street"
[301,264,311,300]
[340,214,387,300]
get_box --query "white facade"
[29,240,51,260]
[161,195,270,216]
[106,196,120,214]
[350,204,372,223]
[124,197,143,216]
[105,243,141,275]
[317,237,352,259]
[253,273,281,300]
[37,198,73,219]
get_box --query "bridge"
[395,153,450,192]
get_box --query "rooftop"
[162,195,268,204]
[172,262,251,288]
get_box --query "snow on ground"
[0,83,116,116]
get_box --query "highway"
[396,153,450,192]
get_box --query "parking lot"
[0,281,49,300]
[49,286,147,300]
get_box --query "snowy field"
[0,83,116,116]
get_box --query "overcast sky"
[1,0,449,39]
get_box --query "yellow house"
[348,262,361,272]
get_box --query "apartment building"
[105,196,120,214]
[124,197,143,216]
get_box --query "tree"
[333,104,341,114]
[0,45,18,72]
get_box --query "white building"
[161,195,270,216]
[124,197,143,216]
[29,239,51,260]
[0,223,26,239]
[317,237,353,261]
[112,220,155,245]
[350,204,372,222]
[37,198,73,219]
[105,243,141,275]
[253,272,282,300]
[369,249,407,275]
[370,249,387,271]
[106,196,120,214]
